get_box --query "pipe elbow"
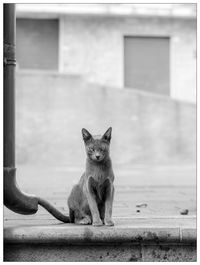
[4,167,38,215]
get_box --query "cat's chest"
[93,172,107,183]
[88,167,109,183]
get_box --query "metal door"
[16,18,59,70]
[124,36,170,95]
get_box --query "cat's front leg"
[103,178,114,226]
[85,176,103,226]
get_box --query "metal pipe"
[3,4,69,222]
[4,3,15,168]
[3,3,38,214]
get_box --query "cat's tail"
[38,197,70,223]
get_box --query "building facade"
[16,4,196,103]
[15,4,196,166]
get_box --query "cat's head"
[81,127,112,162]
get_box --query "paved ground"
[4,164,196,226]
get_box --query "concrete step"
[4,216,196,262]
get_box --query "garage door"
[16,18,59,70]
[124,36,170,95]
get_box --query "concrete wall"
[60,15,196,103]
[16,72,196,167]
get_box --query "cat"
[67,127,115,226]
[38,127,115,226]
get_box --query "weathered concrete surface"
[4,244,196,262]
[4,211,197,262]
[16,72,196,166]
[4,243,196,262]
[141,245,196,262]
[4,217,196,262]
[4,244,142,262]
[4,217,196,244]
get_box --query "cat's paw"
[92,220,103,226]
[104,219,114,226]
[78,216,92,225]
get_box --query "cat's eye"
[89,147,94,152]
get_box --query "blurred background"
[13,4,196,196]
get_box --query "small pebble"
[136,203,148,208]
[180,209,189,215]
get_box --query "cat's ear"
[102,127,112,143]
[82,128,92,142]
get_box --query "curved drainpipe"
[3,4,69,222]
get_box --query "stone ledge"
[4,217,196,245]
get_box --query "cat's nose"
[96,155,100,160]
